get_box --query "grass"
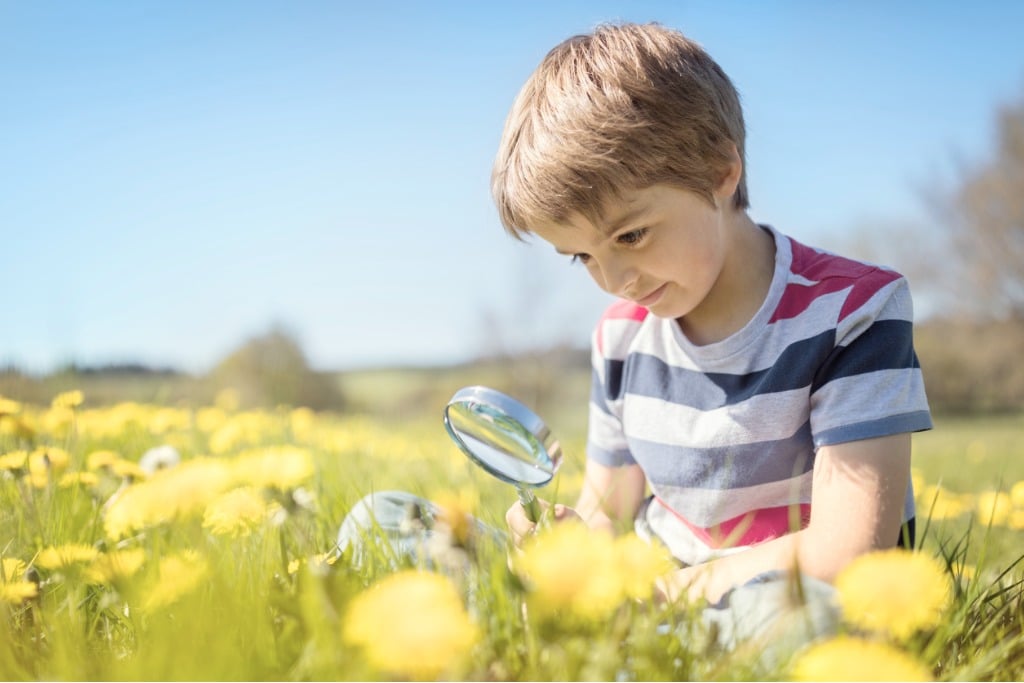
[1,389,1022,680]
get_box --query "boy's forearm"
[659,527,852,605]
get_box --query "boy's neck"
[676,210,775,346]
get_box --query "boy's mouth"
[634,283,668,307]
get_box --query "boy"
[493,22,931,608]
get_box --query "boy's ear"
[713,143,743,203]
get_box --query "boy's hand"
[505,499,582,547]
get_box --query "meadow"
[1,387,1023,681]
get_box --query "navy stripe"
[587,444,637,467]
[812,319,918,392]
[628,421,815,489]
[815,410,933,447]
[600,330,836,410]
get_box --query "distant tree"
[911,89,1024,320]
[210,326,344,411]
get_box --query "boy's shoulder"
[773,233,906,326]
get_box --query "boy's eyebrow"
[600,205,649,235]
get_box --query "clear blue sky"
[4,1,1024,373]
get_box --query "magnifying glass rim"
[443,385,562,486]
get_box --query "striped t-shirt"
[588,225,932,566]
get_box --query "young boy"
[493,22,931,608]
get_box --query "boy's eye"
[617,228,649,245]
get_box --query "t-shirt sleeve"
[809,275,933,447]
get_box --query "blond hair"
[492,22,749,238]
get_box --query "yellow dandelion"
[977,490,1013,527]
[515,522,625,622]
[835,549,951,640]
[59,471,99,488]
[231,446,314,490]
[433,490,480,548]
[195,406,228,433]
[0,416,35,440]
[202,487,271,537]
[109,458,147,480]
[342,570,478,680]
[35,543,100,570]
[85,548,146,584]
[0,450,28,471]
[0,581,38,604]
[141,551,209,611]
[1010,480,1024,508]
[0,397,22,415]
[791,635,931,681]
[86,450,121,470]
[2,558,27,582]
[103,457,235,539]
[51,390,84,409]
[1008,510,1024,531]
[29,447,70,474]
[613,533,677,600]
[919,484,968,520]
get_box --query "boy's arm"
[574,459,647,534]
[657,432,911,604]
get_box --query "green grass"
[1,393,1022,681]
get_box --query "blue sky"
[4,1,1024,373]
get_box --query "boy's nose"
[596,260,637,298]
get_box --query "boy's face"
[531,184,735,323]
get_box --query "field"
[1,384,1023,681]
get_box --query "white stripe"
[811,368,927,435]
[622,391,809,448]
[651,471,814,527]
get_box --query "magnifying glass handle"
[516,487,541,523]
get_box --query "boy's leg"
[701,571,841,670]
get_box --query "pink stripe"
[655,496,811,549]
[602,299,650,322]
[770,238,900,324]
[597,300,649,355]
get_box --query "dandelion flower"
[614,533,677,600]
[835,549,950,640]
[110,458,148,480]
[104,457,234,539]
[0,450,28,471]
[433,490,480,548]
[0,582,38,604]
[35,543,100,570]
[342,570,478,680]
[85,548,146,584]
[791,635,931,681]
[2,558,27,582]
[203,487,271,537]
[0,397,22,415]
[51,390,84,409]
[976,490,1013,527]
[232,446,314,491]
[59,471,99,488]
[918,485,967,521]
[141,551,209,611]
[515,522,625,621]
[1010,480,1024,508]
[86,450,121,471]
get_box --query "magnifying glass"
[443,386,563,522]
